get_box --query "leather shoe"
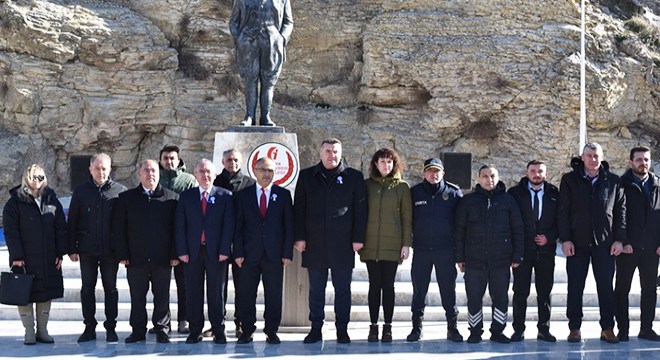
[236,332,253,344]
[77,326,96,343]
[618,331,629,342]
[155,330,170,344]
[510,330,524,342]
[185,333,203,344]
[303,328,322,344]
[467,329,483,344]
[266,332,281,344]
[600,327,619,343]
[214,333,227,344]
[125,333,146,344]
[490,332,510,344]
[567,329,581,343]
[638,330,660,341]
[336,329,350,344]
[106,329,118,343]
[537,329,557,342]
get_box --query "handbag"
[0,266,34,306]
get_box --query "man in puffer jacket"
[455,164,524,344]
[558,142,626,344]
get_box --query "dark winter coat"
[294,161,368,269]
[455,182,525,270]
[67,177,127,257]
[2,186,67,302]
[621,169,660,251]
[213,169,256,193]
[508,177,560,256]
[558,158,626,247]
[113,184,179,267]
[359,174,412,263]
[410,179,462,251]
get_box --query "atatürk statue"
[230,0,293,127]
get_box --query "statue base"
[227,125,285,134]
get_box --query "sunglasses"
[30,175,45,182]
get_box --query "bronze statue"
[230,0,293,127]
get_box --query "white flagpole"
[579,0,587,153]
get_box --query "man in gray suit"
[230,0,293,126]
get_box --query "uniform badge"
[442,193,449,201]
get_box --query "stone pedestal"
[213,129,309,328]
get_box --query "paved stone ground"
[0,320,659,359]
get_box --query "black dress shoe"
[106,329,119,343]
[638,330,660,341]
[77,326,96,343]
[214,333,227,344]
[510,330,524,342]
[537,329,557,342]
[265,332,281,344]
[618,332,629,342]
[125,333,146,344]
[155,331,170,344]
[336,329,350,344]
[236,333,253,344]
[303,328,322,344]
[185,333,203,344]
[490,332,511,344]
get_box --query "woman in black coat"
[2,164,67,345]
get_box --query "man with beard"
[615,146,660,341]
[507,160,559,342]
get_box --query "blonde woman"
[2,164,67,344]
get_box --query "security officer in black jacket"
[558,142,626,344]
[68,153,127,343]
[507,160,559,342]
[406,158,463,342]
[615,146,660,342]
[114,159,180,344]
[455,165,524,344]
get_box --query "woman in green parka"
[359,147,412,342]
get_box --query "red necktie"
[201,191,207,244]
[260,188,267,219]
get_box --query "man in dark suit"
[211,148,255,338]
[233,157,294,345]
[114,159,180,344]
[507,160,559,342]
[175,159,234,344]
[294,138,368,344]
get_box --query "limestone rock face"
[0,0,659,212]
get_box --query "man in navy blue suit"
[175,159,234,344]
[233,157,294,344]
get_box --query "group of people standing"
[2,140,658,347]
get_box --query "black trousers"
[308,267,352,330]
[239,256,283,335]
[185,246,226,336]
[410,249,458,320]
[223,259,242,325]
[365,260,398,324]
[465,267,510,334]
[615,248,659,333]
[173,262,186,323]
[126,263,171,335]
[512,250,555,332]
[566,245,615,330]
[79,254,119,330]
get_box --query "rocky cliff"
[0,0,658,208]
